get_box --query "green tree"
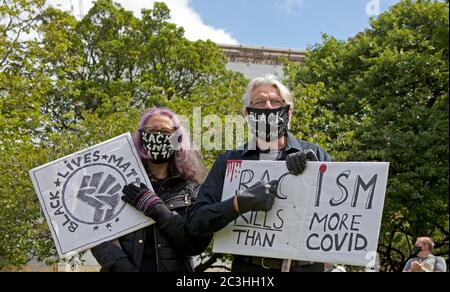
[285,0,449,271]
[0,0,51,269]
[0,0,245,270]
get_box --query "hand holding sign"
[122,183,162,215]
[122,183,171,221]
[214,160,389,267]
[29,133,152,258]
[286,149,318,175]
[235,180,278,213]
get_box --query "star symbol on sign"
[105,223,112,230]
[115,217,120,223]
[102,154,108,160]
[93,226,99,231]
[54,178,61,187]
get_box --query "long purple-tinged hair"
[134,107,206,183]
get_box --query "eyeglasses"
[141,127,176,135]
[250,98,285,109]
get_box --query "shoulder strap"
[433,255,443,270]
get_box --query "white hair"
[242,74,294,114]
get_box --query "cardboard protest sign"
[29,133,153,258]
[213,160,389,267]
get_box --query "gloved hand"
[286,149,318,175]
[235,180,278,214]
[121,183,171,221]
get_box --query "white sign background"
[29,133,153,258]
[213,160,389,267]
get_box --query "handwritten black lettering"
[350,214,362,231]
[53,206,65,216]
[314,167,379,209]
[330,170,350,206]
[70,156,82,168]
[260,170,271,183]
[108,154,124,167]
[233,229,276,247]
[273,209,284,229]
[119,162,131,173]
[49,191,60,200]
[276,172,290,199]
[57,171,70,178]
[92,150,101,162]
[68,222,79,233]
[309,213,328,232]
[238,170,254,190]
[236,210,284,231]
[84,153,92,164]
[306,232,368,252]
[50,200,60,209]
[352,175,378,209]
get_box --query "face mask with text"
[246,105,290,142]
[141,132,175,164]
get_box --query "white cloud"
[160,0,238,44]
[45,0,238,44]
[277,0,305,14]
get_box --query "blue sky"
[190,0,402,49]
[48,0,403,50]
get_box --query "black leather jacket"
[91,176,211,272]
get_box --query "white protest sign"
[213,160,389,267]
[29,133,153,258]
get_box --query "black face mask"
[246,105,290,142]
[412,246,422,256]
[141,132,175,164]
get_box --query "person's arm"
[91,240,136,272]
[187,154,240,237]
[154,185,213,255]
[408,260,426,272]
[121,183,212,256]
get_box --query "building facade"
[218,44,306,79]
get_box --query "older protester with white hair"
[188,75,333,272]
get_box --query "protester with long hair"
[92,107,210,272]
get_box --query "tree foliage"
[1,0,447,272]
[0,0,245,269]
[285,0,449,271]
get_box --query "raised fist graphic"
[76,172,121,224]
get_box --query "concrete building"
[218,44,306,79]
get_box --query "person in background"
[91,107,210,272]
[402,236,447,272]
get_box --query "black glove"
[235,180,278,214]
[286,149,318,175]
[121,183,171,221]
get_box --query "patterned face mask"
[246,105,290,142]
[141,132,175,164]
